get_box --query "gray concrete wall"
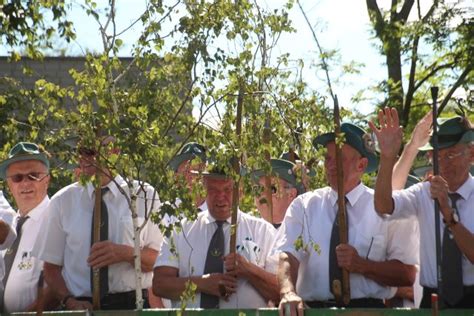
[0,56,134,89]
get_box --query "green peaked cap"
[313,122,378,173]
[251,158,305,195]
[419,116,474,151]
[169,142,207,171]
[0,142,50,179]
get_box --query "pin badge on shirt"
[211,248,222,257]
[18,251,33,270]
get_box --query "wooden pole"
[229,82,244,253]
[333,95,351,306]
[92,144,102,310]
[431,86,443,306]
[262,118,273,224]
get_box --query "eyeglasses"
[255,184,293,195]
[438,151,466,161]
[78,148,97,156]
[7,172,49,183]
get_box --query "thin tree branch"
[438,66,473,114]
[296,0,334,100]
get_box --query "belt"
[74,289,149,310]
[423,285,474,296]
[306,298,385,308]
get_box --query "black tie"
[329,198,348,299]
[200,220,225,308]
[2,216,29,309]
[90,187,109,299]
[441,193,463,306]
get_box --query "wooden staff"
[263,118,273,224]
[333,95,351,305]
[431,86,443,305]
[92,148,102,310]
[229,82,244,253]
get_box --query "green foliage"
[0,0,75,59]
[365,0,473,130]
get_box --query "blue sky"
[63,0,388,116]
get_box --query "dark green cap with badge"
[312,122,378,173]
[169,142,207,172]
[0,142,50,179]
[252,158,305,195]
[419,116,474,151]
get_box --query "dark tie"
[441,193,463,306]
[2,216,29,309]
[200,220,225,308]
[90,187,109,299]
[329,198,347,299]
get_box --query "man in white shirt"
[371,109,474,308]
[0,142,54,313]
[253,158,303,229]
[0,190,16,303]
[153,163,279,308]
[277,122,417,314]
[169,142,207,211]
[34,138,163,310]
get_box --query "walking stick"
[92,145,102,310]
[263,118,274,224]
[431,87,443,307]
[219,83,244,298]
[333,95,351,306]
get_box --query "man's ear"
[288,187,298,200]
[469,143,474,163]
[359,157,368,172]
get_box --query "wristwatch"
[60,294,74,309]
[443,210,459,229]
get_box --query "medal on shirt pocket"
[236,237,261,264]
[18,251,33,271]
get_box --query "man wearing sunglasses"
[253,158,304,229]
[0,142,55,313]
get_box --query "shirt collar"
[453,175,474,201]
[22,196,50,222]
[329,182,365,208]
[86,174,125,199]
[202,209,239,225]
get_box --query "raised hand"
[409,111,432,149]
[368,107,403,160]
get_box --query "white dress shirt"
[33,175,163,297]
[3,197,49,313]
[0,191,16,250]
[392,175,474,287]
[274,183,417,301]
[0,191,16,296]
[155,210,277,309]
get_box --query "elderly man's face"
[255,176,296,225]
[6,160,49,214]
[176,160,205,191]
[324,142,367,193]
[205,177,234,221]
[78,147,100,177]
[429,143,473,189]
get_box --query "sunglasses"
[7,172,49,183]
[78,148,97,156]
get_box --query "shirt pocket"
[119,215,146,246]
[354,233,387,262]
